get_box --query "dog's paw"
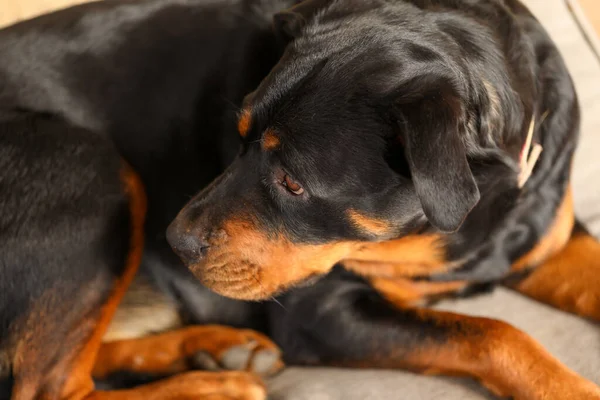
[184,326,284,377]
[213,371,267,400]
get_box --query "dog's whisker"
[251,272,287,310]
[270,296,287,311]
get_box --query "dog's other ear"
[273,0,331,42]
[273,10,306,43]
[273,10,304,41]
[393,75,480,233]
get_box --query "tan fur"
[261,129,280,151]
[512,187,575,271]
[347,209,392,237]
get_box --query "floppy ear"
[273,0,331,42]
[393,75,480,233]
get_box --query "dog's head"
[166,0,508,300]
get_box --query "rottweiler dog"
[167,0,600,398]
[1,0,599,400]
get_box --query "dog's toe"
[220,345,255,371]
[191,350,222,371]
[250,348,283,376]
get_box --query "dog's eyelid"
[282,174,305,195]
[271,162,308,197]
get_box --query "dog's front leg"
[274,276,600,400]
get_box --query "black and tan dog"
[1,0,599,399]
[168,0,600,397]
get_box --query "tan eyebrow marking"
[237,108,252,138]
[262,129,281,151]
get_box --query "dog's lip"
[191,261,255,282]
[187,251,235,272]
[189,256,325,300]
[200,275,272,301]
[189,259,272,300]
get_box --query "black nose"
[166,222,210,265]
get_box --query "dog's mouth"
[188,252,335,301]
[187,256,296,300]
[199,274,271,300]
[188,258,266,300]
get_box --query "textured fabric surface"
[269,1,600,398]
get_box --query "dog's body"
[0,1,292,398]
[1,1,600,399]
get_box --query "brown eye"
[282,174,304,195]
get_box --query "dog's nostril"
[166,223,211,265]
[174,235,210,264]
[199,245,210,257]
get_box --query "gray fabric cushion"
[268,0,600,398]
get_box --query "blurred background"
[1,0,599,36]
